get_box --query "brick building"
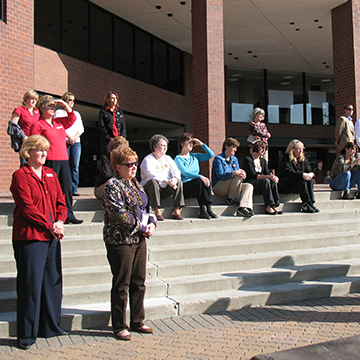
[0,0,357,191]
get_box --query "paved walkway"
[1,293,360,359]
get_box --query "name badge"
[46,173,54,177]
[56,126,63,130]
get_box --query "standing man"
[335,105,355,155]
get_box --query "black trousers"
[250,178,280,207]
[106,240,147,332]
[280,178,315,204]
[13,239,63,344]
[45,160,73,218]
[183,178,212,206]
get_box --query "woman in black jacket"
[99,91,126,155]
[278,139,319,213]
[242,140,281,215]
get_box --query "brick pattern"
[0,0,35,192]
[332,1,357,120]
[2,294,360,359]
[192,0,226,176]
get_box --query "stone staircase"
[1,186,360,337]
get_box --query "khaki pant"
[213,177,253,209]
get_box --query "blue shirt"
[212,152,240,186]
[174,144,214,183]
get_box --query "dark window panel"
[34,0,61,52]
[0,0,5,22]
[114,18,133,77]
[169,46,183,94]
[62,0,88,62]
[153,38,168,89]
[135,29,152,84]
[90,5,112,70]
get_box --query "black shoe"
[207,210,218,219]
[301,203,315,213]
[236,207,254,217]
[199,211,211,220]
[19,343,31,350]
[343,191,355,200]
[226,198,240,206]
[265,209,277,215]
[310,203,320,213]
[65,217,84,224]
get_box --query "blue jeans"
[330,169,360,191]
[67,142,81,194]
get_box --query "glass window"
[135,29,152,84]
[306,74,335,125]
[169,46,183,94]
[114,18,133,77]
[153,38,168,89]
[90,6,112,70]
[62,0,88,62]
[0,0,5,22]
[35,0,61,52]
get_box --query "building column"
[192,0,226,176]
[332,0,360,121]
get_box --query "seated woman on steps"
[212,137,254,217]
[242,140,282,215]
[278,139,319,213]
[175,133,217,220]
[329,141,360,199]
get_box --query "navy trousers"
[13,238,63,345]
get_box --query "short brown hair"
[252,140,267,153]
[20,135,50,161]
[177,133,193,152]
[108,136,129,152]
[222,137,240,153]
[110,147,138,173]
[37,95,55,115]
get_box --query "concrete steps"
[1,186,360,337]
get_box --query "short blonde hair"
[37,95,55,115]
[108,136,129,152]
[286,139,305,162]
[110,147,138,173]
[20,135,50,161]
[22,90,39,106]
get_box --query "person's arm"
[335,117,345,144]
[10,171,53,230]
[194,144,215,162]
[54,108,76,130]
[174,155,202,180]
[281,156,304,179]
[212,156,234,181]
[167,155,181,181]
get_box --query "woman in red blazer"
[10,135,68,350]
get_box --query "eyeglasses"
[346,107,354,110]
[259,146,267,150]
[120,161,138,168]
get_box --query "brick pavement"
[1,293,360,359]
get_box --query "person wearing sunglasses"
[242,140,282,215]
[335,105,355,155]
[102,147,157,341]
[278,139,319,213]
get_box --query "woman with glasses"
[54,92,84,196]
[140,134,184,221]
[242,140,282,215]
[278,139,319,213]
[102,146,157,341]
[175,133,217,219]
[8,90,40,166]
[30,95,83,224]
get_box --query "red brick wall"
[0,0,35,192]
[192,0,226,176]
[332,1,357,120]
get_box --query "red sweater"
[13,106,40,137]
[10,164,67,241]
[30,111,76,160]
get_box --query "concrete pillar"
[192,0,226,176]
[332,0,360,121]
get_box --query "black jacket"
[242,155,269,182]
[99,108,126,154]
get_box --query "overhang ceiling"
[91,0,347,75]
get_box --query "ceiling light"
[321,79,331,82]
[281,82,291,85]
[180,1,186,4]
[156,5,161,9]
[232,74,243,77]
[283,76,294,79]
[167,13,173,17]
